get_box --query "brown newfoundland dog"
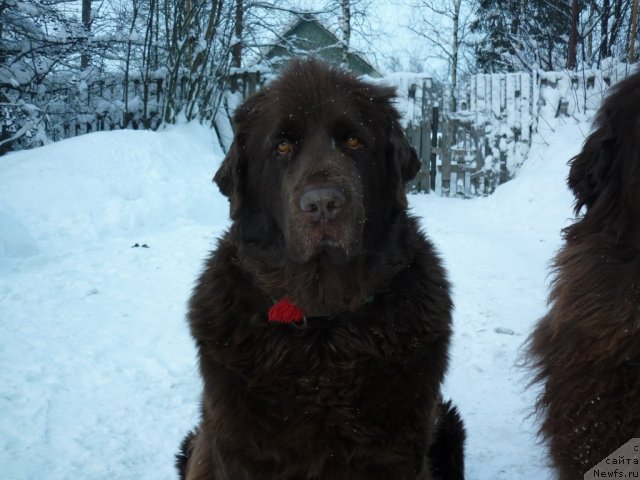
[176,59,465,479]
[527,70,640,478]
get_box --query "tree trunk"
[232,0,243,68]
[630,0,639,62]
[0,5,6,65]
[81,0,91,69]
[123,1,140,126]
[154,0,160,70]
[609,0,623,51]
[566,0,579,69]
[585,3,594,62]
[142,0,157,128]
[341,0,351,68]
[186,0,226,122]
[601,0,610,59]
[450,0,461,112]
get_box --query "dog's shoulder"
[188,232,268,341]
[390,215,452,307]
[190,233,242,301]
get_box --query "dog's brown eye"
[346,136,362,149]
[276,141,292,155]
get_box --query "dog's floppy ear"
[213,142,243,219]
[390,121,421,183]
[387,121,421,209]
[213,90,268,219]
[567,130,613,215]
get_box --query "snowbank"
[0,123,226,260]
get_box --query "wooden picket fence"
[414,64,630,196]
[4,63,631,197]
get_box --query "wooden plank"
[421,120,431,193]
[471,75,477,123]
[464,170,471,196]
[476,74,486,122]
[450,171,458,196]
[491,74,501,120]
[430,105,439,192]
[440,119,452,193]
[506,73,517,128]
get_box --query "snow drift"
[0,123,226,260]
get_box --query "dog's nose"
[299,187,345,222]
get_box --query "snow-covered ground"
[0,118,591,479]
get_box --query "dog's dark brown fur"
[178,59,464,479]
[527,70,640,478]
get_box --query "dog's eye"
[276,141,292,155]
[346,136,362,149]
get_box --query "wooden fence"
[2,77,165,152]
[432,72,536,196]
[415,64,630,196]
[4,63,631,196]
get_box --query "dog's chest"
[230,320,414,409]
[241,325,377,403]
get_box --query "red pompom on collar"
[268,298,305,324]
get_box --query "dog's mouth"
[315,236,351,263]
[285,222,363,264]
[318,235,341,250]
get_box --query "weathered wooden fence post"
[430,104,438,192]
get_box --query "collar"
[268,297,374,328]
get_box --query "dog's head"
[215,59,420,264]
[567,70,640,241]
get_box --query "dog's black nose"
[299,187,345,222]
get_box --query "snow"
[0,124,227,256]
[370,72,435,128]
[415,119,586,479]
[0,116,589,479]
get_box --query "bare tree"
[233,0,243,68]
[341,0,351,67]
[141,0,157,127]
[0,0,94,148]
[631,0,639,61]
[162,0,235,128]
[410,0,476,111]
[81,0,92,69]
[122,0,141,125]
[567,0,580,69]
[600,0,611,58]
[608,0,626,57]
